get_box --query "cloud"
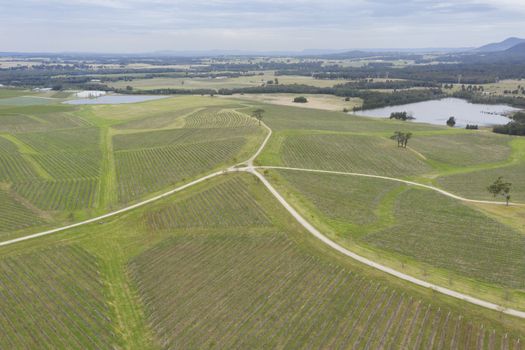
[1,0,524,52]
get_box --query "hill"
[476,37,525,52]
[505,42,525,54]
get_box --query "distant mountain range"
[476,37,525,52]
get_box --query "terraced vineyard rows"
[0,154,39,183]
[115,138,245,203]
[130,233,521,349]
[437,162,525,202]
[273,169,525,289]
[0,105,91,133]
[13,178,100,211]
[366,188,525,288]
[113,126,254,151]
[31,151,101,179]
[184,108,258,128]
[0,189,43,236]
[0,245,116,349]
[146,175,271,230]
[410,133,512,167]
[280,134,432,177]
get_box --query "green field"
[0,95,265,238]
[1,91,525,347]
[1,173,522,348]
[109,73,351,91]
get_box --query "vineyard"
[130,232,522,349]
[184,108,259,128]
[13,178,100,211]
[261,104,443,132]
[145,175,271,230]
[115,138,246,203]
[272,169,525,288]
[280,133,432,177]
[438,162,525,202]
[366,188,525,289]
[0,189,43,236]
[0,245,116,349]
[410,133,512,167]
[274,169,402,226]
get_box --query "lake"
[355,98,520,127]
[64,95,166,105]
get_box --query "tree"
[487,176,512,206]
[251,108,265,126]
[390,131,413,148]
[446,116,456,127]
[293,96,308,103]
[403,132,412,148]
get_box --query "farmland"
[0,94,265,239]
[108,73,352,91]
[2,172,521,348]
[0,245,115,349]
[1,88,525,348]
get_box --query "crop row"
[366,188,525,289]
[113,126,255,151]
[276,169,525,289]
[0,189,43,236]
[0,245,115,349]
[14,177,99,211]
[0,154,39,183]
[129,233,521,349]
[114,106,199,130]
[184,108,258,129]
[115,138,245,203]
[281,134,432,177]
[145,175,271,230]
[0,104,91,132]
[16,127,101,153]
[31,150,101,179]
[0,136,19,155]
[437,162,525,202]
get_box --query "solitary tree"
[446,116,456,127]
[487,176,512,206]
[391,131,404,147]
[390,131,412,148]
[251,108,265,126]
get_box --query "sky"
[1,0,525,53]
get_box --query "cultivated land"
[109,73,352,90]
[1,89,525,348]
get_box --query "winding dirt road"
[2,119,525,319]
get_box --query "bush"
[389,111,414,121]
[446,116,456,127]
[293,96,308,103]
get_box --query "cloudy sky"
[1,0,524,53]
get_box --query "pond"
[64,95,166,105]
[355,98,520,127]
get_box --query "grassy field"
[109,73,351,90]
[0,96,265,238]
[0,169,523,348]
[229,93,363,112]
[266,168,525,307]
[1,92,525,347]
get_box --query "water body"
[356,98,520,127]
[64,95,166,105]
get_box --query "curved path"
[1,119,525,319]
[255,166,524,207]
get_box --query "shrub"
[293,96,308,103]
